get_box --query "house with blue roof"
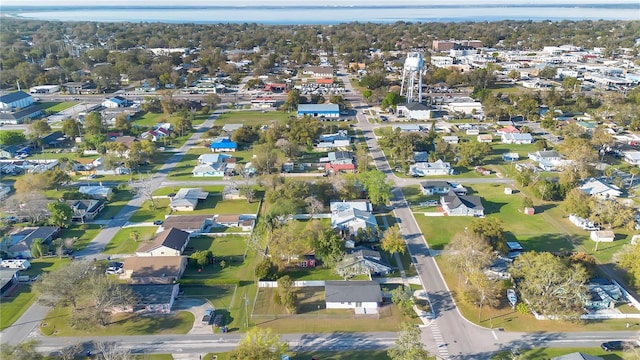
[210,137,237,152]
[297,104,340,118]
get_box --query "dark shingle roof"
[325,280,382,303]
[138,227,190,253]
[442,190,483,210]
[421,180,451,189]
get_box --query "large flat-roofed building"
[297,104,340,118]
[433,39,482,51]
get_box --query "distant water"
[1,3,639,24]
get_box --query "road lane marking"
[492,330,498,340]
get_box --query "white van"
[1,259,31,270]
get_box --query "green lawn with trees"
[103,226,159,254]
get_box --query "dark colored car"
[153,220,164,225]
[601,341,623,351]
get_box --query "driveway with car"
[172,297,214,335]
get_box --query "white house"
[528,150,562,162]
[501,133,533,144]
[477,134,493,143]
[579,178,622,199]
[446,101,483,115]
[440,190,484,217]
[136,228,191,257]
[623,150,640,165]
[324,280,382,315]
[569,214,599,231]
[442,136,459,144]
[169,188,209,211]
[420,181,467,196]
[396,103,431,120]
[502,152,520,161]
[78,186,113,199]
[590,230,615,243]
[330,200,376,235]
[410,159,452,177]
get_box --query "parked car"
[601,341,623,351]
[153,220,164,225]
[213,314,225,327]
[88,174,97,179]
[202,308,214,324]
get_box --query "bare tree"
[93,341,132,360]
[131,174,156,209]
[304,196,323,215]
[56,343,82,360]
[237,167,256,204]
[7,191,49,224]
[88,274,136,327]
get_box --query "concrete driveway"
[173,297,214,335]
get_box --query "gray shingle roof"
[0,91,31,104]
[325,280,382,303]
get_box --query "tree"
[381,92,403,110]
[388,322,429,360]
[30,238,45,259]
[47,168,72,191]
[311,229,344,267]
[47,201,73,228]
[1,340,43,360]
[510,251,588,318]
[203,93,221,109]
[443,232,494,284]
[522,197,534,209]
[358,170,392,207]
[61,118,81,138]
[230,327,289,360]
[190,250,210,268]
[457,141,491,167]
[114,113,131,133]
[255,257,278,280]
[0,130,26,145]
[34,260,94,309]
[538,66,557,80]
[381,225,406,255]
[29,119,52,139]
[84,112,105,135]
[283,89,301,113]
[469,217,508,255]
[13,173,48,193]
[390,286,413,316]
[131,174,156,209]
[88,273,135,326]
[92,341,132,360]
[563,188,593,219]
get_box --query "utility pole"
[244,293,250,327]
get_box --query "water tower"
[400,52,424,104]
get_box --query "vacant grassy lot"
[131,111,166,127]
[42,307,194,336]
[129,198,170,223]
[186,197,260,215]
[97,189,135,220]
[0,285,37,330]
[153,185,224,196]
[40,101,77,113]
[103,226,158,254]
[214,110,290,126]
[60,224,102,251]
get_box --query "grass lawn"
[131,111,166,127]
[103,226,158,254]
[59,224,102,251]
[42,307,194,336]
[181,284,237,313]
[129,198,170,223]
[214,110,290,126]
[40,101,77,113]
[180,197,260,215]
[97,189,135,220]
[0,285,37,330]
[492,347,623,359]
[132,355,174,360]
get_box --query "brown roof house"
[136,227,191,257]
[121,256,187,284]
[162,215,214,234]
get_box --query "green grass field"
[206,351,398,360]
[491,347,624,359]
[214,110,290,126]
[59,224,102,251]
[97,189,135,220]
[103,226,159,254]
[39,101,78,113]
[0,285,37,331]
[42,307,194,336]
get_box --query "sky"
[2,0,639,5]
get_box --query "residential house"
[579,178,622,199]
[121,256,188,284]
[210,137,237,152]
[129,283,180,313]
[214,214,255,231]
[330,200,377,235]
[136,227,191,257]
[496,125,520,135]
[250,97,277,109]
[193,153,233,177]
[420,181,467,196]
[78,186,113,199]
[316,130,351,150]
[66,199,105,222]
[442,136,459,144]
[413,151,429,163]
[113,136,137,149]
[501,133,533,144]
[322,151,356,173]
[0,268,20,296]
[169,188,209,211]
[162,215,213,234]
[140,127,170,142]
[336,248,393,276]
[297,104,340,118]
[477,134,493,143]
[192,164,225,177]
[222,185,246,200]
[623,150,640,165]
[590,230,615,243]
[41,131,65,148]
[502,152,520,161]
[4,226,60,258]
[198,153,231,165]
[440,190,484,217]
[410,159,452,177]
[396,103,431,120]
[528,150,562,162]
[324,280,382,314]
